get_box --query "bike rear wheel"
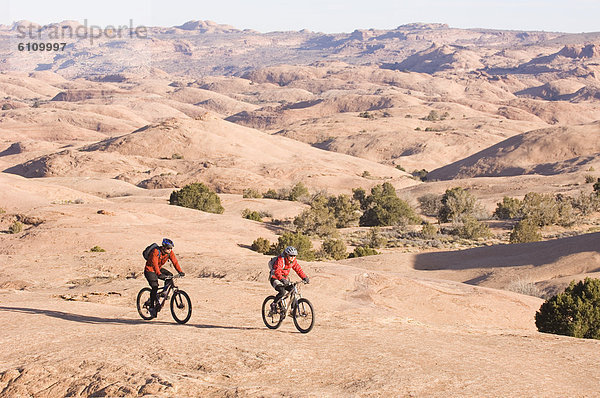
[170,290,192,324]
[262,296,284,329]
[136,288,154,320]
[292,298,315,333]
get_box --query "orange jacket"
[144,248,182,275]
[271,255,306,281]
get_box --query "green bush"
[288,182,310,202]
[243,188,262,198]
[594,179,600,193]
[242,209,262,222]
[421,222,438,239]
[573,192,600,216]
[171,153,184,159]
[251,237,271,254]
[90,246,106,252]
[367,227,387,248]
[411,169,428,181]
[169,183,224,214]
[535,278,600,339]
[294,195,337,238]
[321,238,348,260]
[8,221,23,234]
[0,207,6,214]
[509,218,542,243]
[262,189,279,199]
[438,187,477,223]
[328,194,360,228]
[455,216,491,240]
[271,232,315,261]
[359,183,420,227]
[494,197,523,220]
[584,174,596,184]
[358,111,374,119]
[423,110,439,121]
[348,246,379,258]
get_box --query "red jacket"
[271,255,306,281]
[145,248,182,275]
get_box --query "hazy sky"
[1,0,599,33]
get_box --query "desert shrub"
[0,207,5,214]
[348,246,379,258]
[271,232,315,261]
[421,222,438,239]
[90,246,106,252]
[352,188,368,210]
[573,192,600,216]
[321,238,348,260]
[520,192,575,227]
[243,188,262,199]
[417,194,443,217]
[251,237,271,254]
[507,278,542,297]
[288,182,310,202]
[594,179,600,193]
[509,218,542,243]
[169,183,224,214]
[262,189,278,199]
[171,153,184,159]
[242,209,262,222]
[8,221,23,234]
[535,278,600,339]
[411,169,428,181]
[367,227,387,248]
[358,111,374,119]
[395,165,406,172]
[494,197,523,220]
[294,195,337,238]
[423,110,439,121]
[584,174,596,184]
[359,183,420,227]
[361,170,372,178]
[328,194,360,228]
[455,216,491,240]
[437,187,478,223]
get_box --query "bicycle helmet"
[283,246,298,257]
[162,238,174,249]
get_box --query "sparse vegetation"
[437,187,478,223]
[320,238,348,260]
[171,153,184,159]
[8,221,23,234]
[242,209,263,222]
[509,218,542,243]
[358,111,374,119]
[348,246,379,258]
[169,183,224,214]
[494,197,523,220]
[358,183,420,227]
[454,216,491,240]
[243,188,262,199]
[535,278,600,339]
[411,169,428,181]
[418,193,443,217]
[288,182,310,202]
[423,110,439,121]
[251,237,271,254]
[367,227,387,248]
[90,246,106,252]
[584,174,596,184]
[507,278,542,297]
[395,165,406,172]
[271,232,315,261]
[421,222,438,239]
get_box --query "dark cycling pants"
[144,268,173,308]
[271,278,292,303]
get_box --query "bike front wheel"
[170,290,192,324]
[136,288,154,320]
[262,296,284,329]
[292,298,315,333]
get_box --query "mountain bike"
[262,281,314,333]
[136,275,192,324]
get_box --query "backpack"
[142,243,159,260]
[268,255,280,275]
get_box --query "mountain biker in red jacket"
[270,246,309,311]
[144,238,185,317]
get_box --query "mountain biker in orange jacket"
[270,246,309,311]
[144,238,185,317]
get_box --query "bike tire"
[136,288,154,320]
[292,298,315,333]
[170,290,192,324]
[262,296,284,329]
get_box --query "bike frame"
[280,283,302,315]
[156,277,179,310]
